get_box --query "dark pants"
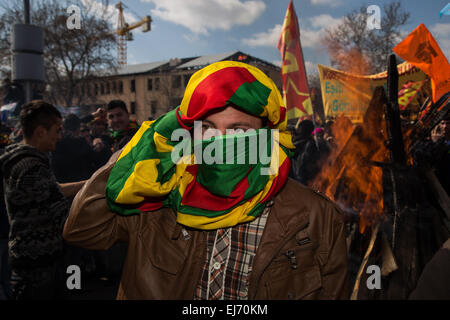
[10,260,65,300]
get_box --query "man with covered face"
[63,61,348,300]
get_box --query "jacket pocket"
[138,218,188,275]
[265,265,322,300]
[271,241,319,271]
[263,240,322,299]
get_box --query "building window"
[94,83,98,96]
[106,82,110,94]
[155,77,160,90]
[169,97,182,108]
[172,75,181,89]
[118,81,123,94]
[130,79,135,92]
[147,78,153,91]
[151,100,157,116]
[100,83,105,95]
[86,84,91,96]
[112,81,117,94]
[184,74,192,87]
[130,101,136,114]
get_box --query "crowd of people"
[288,118,332,186]
[0,60,448,300]
[0,99,138,299]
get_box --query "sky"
[96,0,450,74]
[4,0,450,74]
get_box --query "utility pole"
[23,0,32,103]
[11,0,45,105]
[24,0,30,23]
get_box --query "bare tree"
[0,0,117,108]
[307,72,321,90]
[322,1,410,74]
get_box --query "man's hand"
[92,107,106,120]
[93,138,105,152]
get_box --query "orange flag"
[277,0,312,120]
[393,23,450,102]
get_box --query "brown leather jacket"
[63,154,349,300]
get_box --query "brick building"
[76,51,281,124]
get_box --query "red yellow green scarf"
[105,61,294,230]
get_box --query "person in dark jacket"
[0,123,12,299]
[51,114,96,183]
[87,101,138,285]
[79,110,112,170]
[86,101,138,284]
[290,120,330,185]
[50,114,101,291]
[106,100,138,153]
[0,100,84,299]
[90,117,113,170]
[0,147,11,300]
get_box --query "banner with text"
[317,62,427,123]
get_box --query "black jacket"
[0,143,67,269]
[51,133,96,183]
[290,136,330,185]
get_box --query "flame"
[312,86,389,234]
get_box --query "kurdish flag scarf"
[105,61,295,230]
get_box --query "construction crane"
[116,1,152,66]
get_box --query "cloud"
[143,0,266,35]
[310,0,342,8]
[272,60,282,67]
[300,14,343,48]
[182,33,208,47]
[308,14,342,29]
[242,24,282,47]
[243,14,343,49]
[297,29,322,48]
[429,23,450,60]
[183,33,200,43]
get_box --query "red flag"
[277,0,312,120]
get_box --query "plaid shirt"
[194,203,271,300]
